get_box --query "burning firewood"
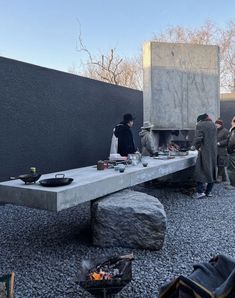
[168,142,180,151]
[79,253,133,297]
[87,253,134,281]
[89,271,112,281]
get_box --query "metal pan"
[153,156,175,160]
[10,174,41,184]
[39,174,73,187]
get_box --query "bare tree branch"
[72,19,142,89]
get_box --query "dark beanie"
[197,113,208,122]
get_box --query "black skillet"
[39,174,73,187]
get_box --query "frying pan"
[39,174,73,187]
[10,174,41,184]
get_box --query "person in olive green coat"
[139,121,157,156]
[192,113,217,199]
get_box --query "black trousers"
[197,182,214,194]
[217,154,227,181]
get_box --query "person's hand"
[190,146,196,151]
[217,142,220,146]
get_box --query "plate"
[153,156,175,160]
[170,151,189,156]
[109,158,127,162]
[158,151,169,156]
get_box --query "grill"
[79,254,133,298]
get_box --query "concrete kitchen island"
[0,152,197,212]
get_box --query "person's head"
[141,121,153,131]
[123,113,135,127]
[215,119,223,128]
[231,116,235,127]
[197,113,208,123]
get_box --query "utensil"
[39,174,73,187]
[153,156,175,160]
[109,154,127,161]
[128,153,141,165]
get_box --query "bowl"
[142,162,148,167]
[114,165,120,171]
[118,165,125,173]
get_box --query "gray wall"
[143,42,220,129]
[0,57,143,181]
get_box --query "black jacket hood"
[114,122,129,137]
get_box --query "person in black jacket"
[114,113,136,156]
[215,119,229,182]
[226,116,235,189]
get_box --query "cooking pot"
[10,173,41,184]
[39,174,73,187]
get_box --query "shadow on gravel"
[73,225,93,246]
[136,180,196,197]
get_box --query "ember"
[89,271,112,281]
[88,253,133,281]
[79,253,134,297]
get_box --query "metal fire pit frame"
[79,258,132,298]
[80,278,131,297]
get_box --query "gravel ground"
[0,182,235,298]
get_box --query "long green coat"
[194,119,217,183]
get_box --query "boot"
[222,175,227,182]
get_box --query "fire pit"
[79,253,134,298]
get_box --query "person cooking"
[114,113,136,157]
[139,121,157,156]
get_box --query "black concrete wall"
[0,57,143,181]
[1,56,233,183]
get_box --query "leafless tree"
[68,63,79,75]
[70,20,234,92]
[74,22,142,89]
[153,20,235,92]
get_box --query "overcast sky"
[0,0,234,72]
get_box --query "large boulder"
[91,189,167,250]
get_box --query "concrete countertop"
[0,152,197,212]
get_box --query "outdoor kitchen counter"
[0,152,197,211]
